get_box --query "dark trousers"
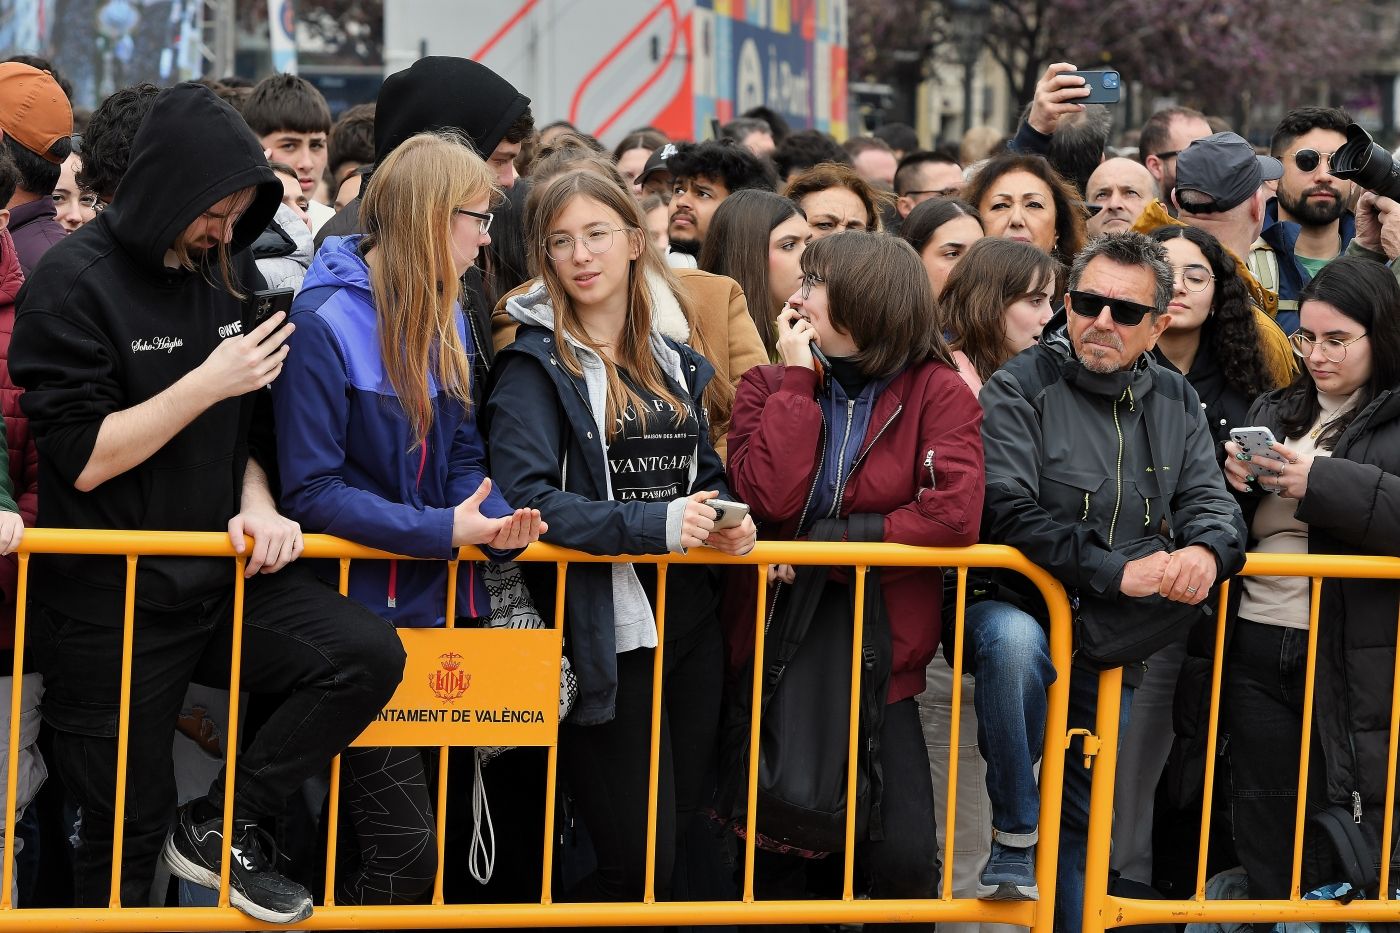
[29,565,406,907]
[336,746,437,905]
[753,697,940,933]
[558,622,724,909]
[1224,619,1318,906]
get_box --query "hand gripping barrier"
[1081,553,1400,933]
[0,530,1073,930]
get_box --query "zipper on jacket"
[388,443,431,609]
[1108,388,1127,547]
[918,447,935,502]
[827,400,857,518]
[834,403,903,518]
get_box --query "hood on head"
[106,83,281,272]
[374,57,530,165]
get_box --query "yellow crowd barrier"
[0,530,1073,931]
[1082,552,1400,933]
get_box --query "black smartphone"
[245,287,295,325]
[1066,69,1121,105]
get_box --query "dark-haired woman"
[484,170,756,909]
[1150,226,1291,446]
[699,189,810,360]
[1221,256,1400,907]
[727,231,985,925]
[898,197,984,298]
[938,237,1060,395]
[961,153,1086,267]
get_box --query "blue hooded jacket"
[272,235,517,626]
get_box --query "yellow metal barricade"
[0,530,1074,930]
[1082,553,1400,933]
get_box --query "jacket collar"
[1041,309,1158,400]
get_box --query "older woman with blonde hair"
[273,131,546,904]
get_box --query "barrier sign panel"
[353,628,560,747]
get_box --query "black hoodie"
[10,83,282,624]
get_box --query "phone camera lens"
[1103,73,1119,88]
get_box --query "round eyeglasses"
[799,272,825,300]
[543,226,629,262]
[1173,265,1215,293]
[1289,331,1367,364]
[1289,149,1337,173]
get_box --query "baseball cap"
[1174,132,1283,213]
[0,63,71,163]
[636,143,678,184]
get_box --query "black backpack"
[714,514,893,856]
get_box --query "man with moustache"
[1248,108,1355,333]
[663,140,777,256]
[968,233,1246,933]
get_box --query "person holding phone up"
[726,232,985,923]
[484,170,755,908]
[1220,257,1400,908]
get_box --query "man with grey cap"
[1171,132,1284,264]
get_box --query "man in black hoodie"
[9,84,405,923]
[315,56,533,369]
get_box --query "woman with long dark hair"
[1221,256,1400,907]
[961,153,1086,268]
[1150,226,1288,446]
[484,169,756,908]
[698,189,810,360]
[898,197,984,298]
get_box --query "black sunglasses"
[1067,290,1156,327]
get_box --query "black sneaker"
[162,801,313,923]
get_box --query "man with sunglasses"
[1248,108,1355,333]
[968,233,1246,933]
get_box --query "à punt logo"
[428,652,471,703]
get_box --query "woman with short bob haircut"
[698,189,810,360]
[782,161,891,238]
[961,152,1086,266]
[484,169,757,906]
[273,131,546,904]
[939,237,1061,393]
[898,196,984,298]
[726,232,985,914]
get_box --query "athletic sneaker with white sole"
[977,840,1039,900]
[162,801,313,923]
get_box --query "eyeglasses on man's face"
[1067,290,1156,327]
[1288,149,1337,174]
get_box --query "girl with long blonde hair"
[272,131,545,904]
[484,169,756,905]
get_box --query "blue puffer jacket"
[272,235,517,626]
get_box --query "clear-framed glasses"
[544,226,627,262]
[1173,264,1215,293]
[454,208,493,234]
[1289,149,1336,173]
[799,272,825,300]
[1289,331,1367,364]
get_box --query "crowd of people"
[0,47,1389,933]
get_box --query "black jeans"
[558,621,724,909]
[336,746,437,905]
[1224,619,1319,905]
[753,697,940,933]
[29,564,406,907]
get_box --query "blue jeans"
[966,600,1135,933]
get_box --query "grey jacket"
[979,318,1247,616]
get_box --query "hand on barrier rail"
[769,563,796,584]
[453,478,546,548]
[196,310,294,399]
[0,511,21,556]
[228,505,303,576]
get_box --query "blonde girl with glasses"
[484,169,756,909]
[271,131,545,905]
